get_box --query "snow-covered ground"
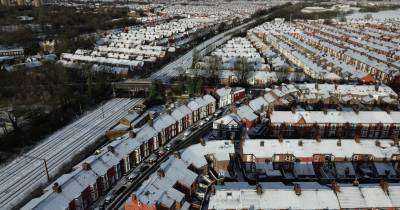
[346,8,400,20]
[0,98,143,210]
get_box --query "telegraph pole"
[21,155,50,182]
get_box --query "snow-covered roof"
[243,139,399,159]
[270,111,400,124]
[209,182,340,209]
[216,87,232,97]
[237,105,258,122]
[249,97,268,112]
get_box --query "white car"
[127,172,138,182]
[104,191,116,204]
[164,144,171,151]
[199,120,206,126]
[183,129,191,138]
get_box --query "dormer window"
[227,192,232,199]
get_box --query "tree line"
[0,62,117,159]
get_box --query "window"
[361,127,368,137]
[260,141,264,147]
[227,192,232,199]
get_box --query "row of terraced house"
[22,94,218,210]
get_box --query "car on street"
[127,172,138,182]
[213,110,222,117]
[146,154,158,164]
[199,120,206,126]
[140,164,150,172]
[164,143,172,151]
[183,129,192,139]
[104,190,116,205]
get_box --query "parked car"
[157,149,166,157]
[104,191,116,205]
[146,154,158,164]
[183,129,192,139]
[164,143,172,151]
[127,172,138,182]
[199,120,206,126]
[140,164,150,172]
[213,110,222,117]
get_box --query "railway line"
[0,98,143,210]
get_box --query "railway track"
[0,98,144,210]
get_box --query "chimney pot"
[129,130,136,138]
[52,183,62,193]
[107,145,114,153]
[353,179,359,186]
[174,151,181,159]
[82,162,91,170]
[157,169,165,178]
[294,183,301,196]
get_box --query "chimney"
[232,107,237,114]
[331,181,341,192]
[323,108,328,115]
[355,135,360,143]
[385,106,391,114]
[52,183,62,193]
[291,107,296,114]
[375,140,381,147]
[157,169,165,178]
[294,183,301,196]
[129,130,136,138]
[132,194,138,201]
[256,184,263,195]
[380,180,389,195]
[353,105,359,114]
[278,135,283,143]
[82,162,91,170]
[149,112,154,120]
[298,140,303,147]
[352,179,359,186]
[200,138,206,146]
[315,134,321,142]
[148,118,154,127]
[337,139,342,147]
[107,145,114,153]
[174,151,181,159]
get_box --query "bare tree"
[208,56,222,84]
[234,57,252,85]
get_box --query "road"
[148,16,267,83]
[104,120,213,210]
[0,98,144,210]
